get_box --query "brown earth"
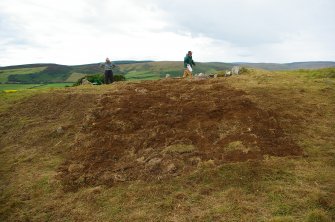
[53,79,303,190]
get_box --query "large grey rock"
[232,66,241,75]
[81,78,92,85]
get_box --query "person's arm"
[192,59,196,66]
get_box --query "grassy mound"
[1,69,334,221]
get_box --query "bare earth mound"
[58,79,302,190]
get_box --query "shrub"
[73,74,125,86]
[239,67,249,74]
[113,74,126,82]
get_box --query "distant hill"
[0,61,233,83]
[1,61,335,83]
[237,61,335,70]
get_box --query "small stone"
[147,158,162,167]
[136,156,146,164]
[135,88,148,94]
[68,164,85,173]
[56,126,64,134]
[146,158,162,171]
[113,173,126,182]
[90,186,103,194]
[189,157,201,165]
[302,151,309,157]
[166,163,177,173]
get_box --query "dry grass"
[1,69,335,221]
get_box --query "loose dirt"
[56,79,302,190]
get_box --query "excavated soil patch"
[58,79,302,190]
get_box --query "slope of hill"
[1,61,335,83]
[7,64,72,83]
[1,69,334,221]
[0,61,233,83]
[238,61,335,70]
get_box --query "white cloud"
[0,0,334,66]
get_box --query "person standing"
[100,58,115,84]
[183,51,196,78]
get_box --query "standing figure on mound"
[100,57,115,84]
[183,51,196,79]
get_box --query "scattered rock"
[58,79,303,189]
[136,156,146,164]
[189,157,201,166]
[146,158,162,171]
[81,78,92,85]
[56,126,64,134]
[68,164,85,173]
[113,173,126,182]
[225,71,232,77]
[232,66,241,75]
[88,186,103,194]
[135,88,148,94]
[195,73,209,80]
[165,163,177,173]
[165,74,171,78]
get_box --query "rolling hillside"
[238,61,335,70]
[1,61,335,84]
[0,61,233,83]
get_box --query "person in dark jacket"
[183,51,196,78]
[100,58,115,84]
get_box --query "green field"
[125,71,160,80]
[65,72,87,82]
[0,83,73,91]
[0,67,47,83]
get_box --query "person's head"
[187,51,192,56]
[106,57,111,63]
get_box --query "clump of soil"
[58,79,302,190]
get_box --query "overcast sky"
[0,0,334,66]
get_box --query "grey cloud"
[154,0,335,46]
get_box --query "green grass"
[65,73,87,82]
[0,67,47,83]
[0,83,72,91]
[125,71,160,80]
[35,83,73,88]
[0,83,73,112]
[276,68,335,78]
[0,68,335,221]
